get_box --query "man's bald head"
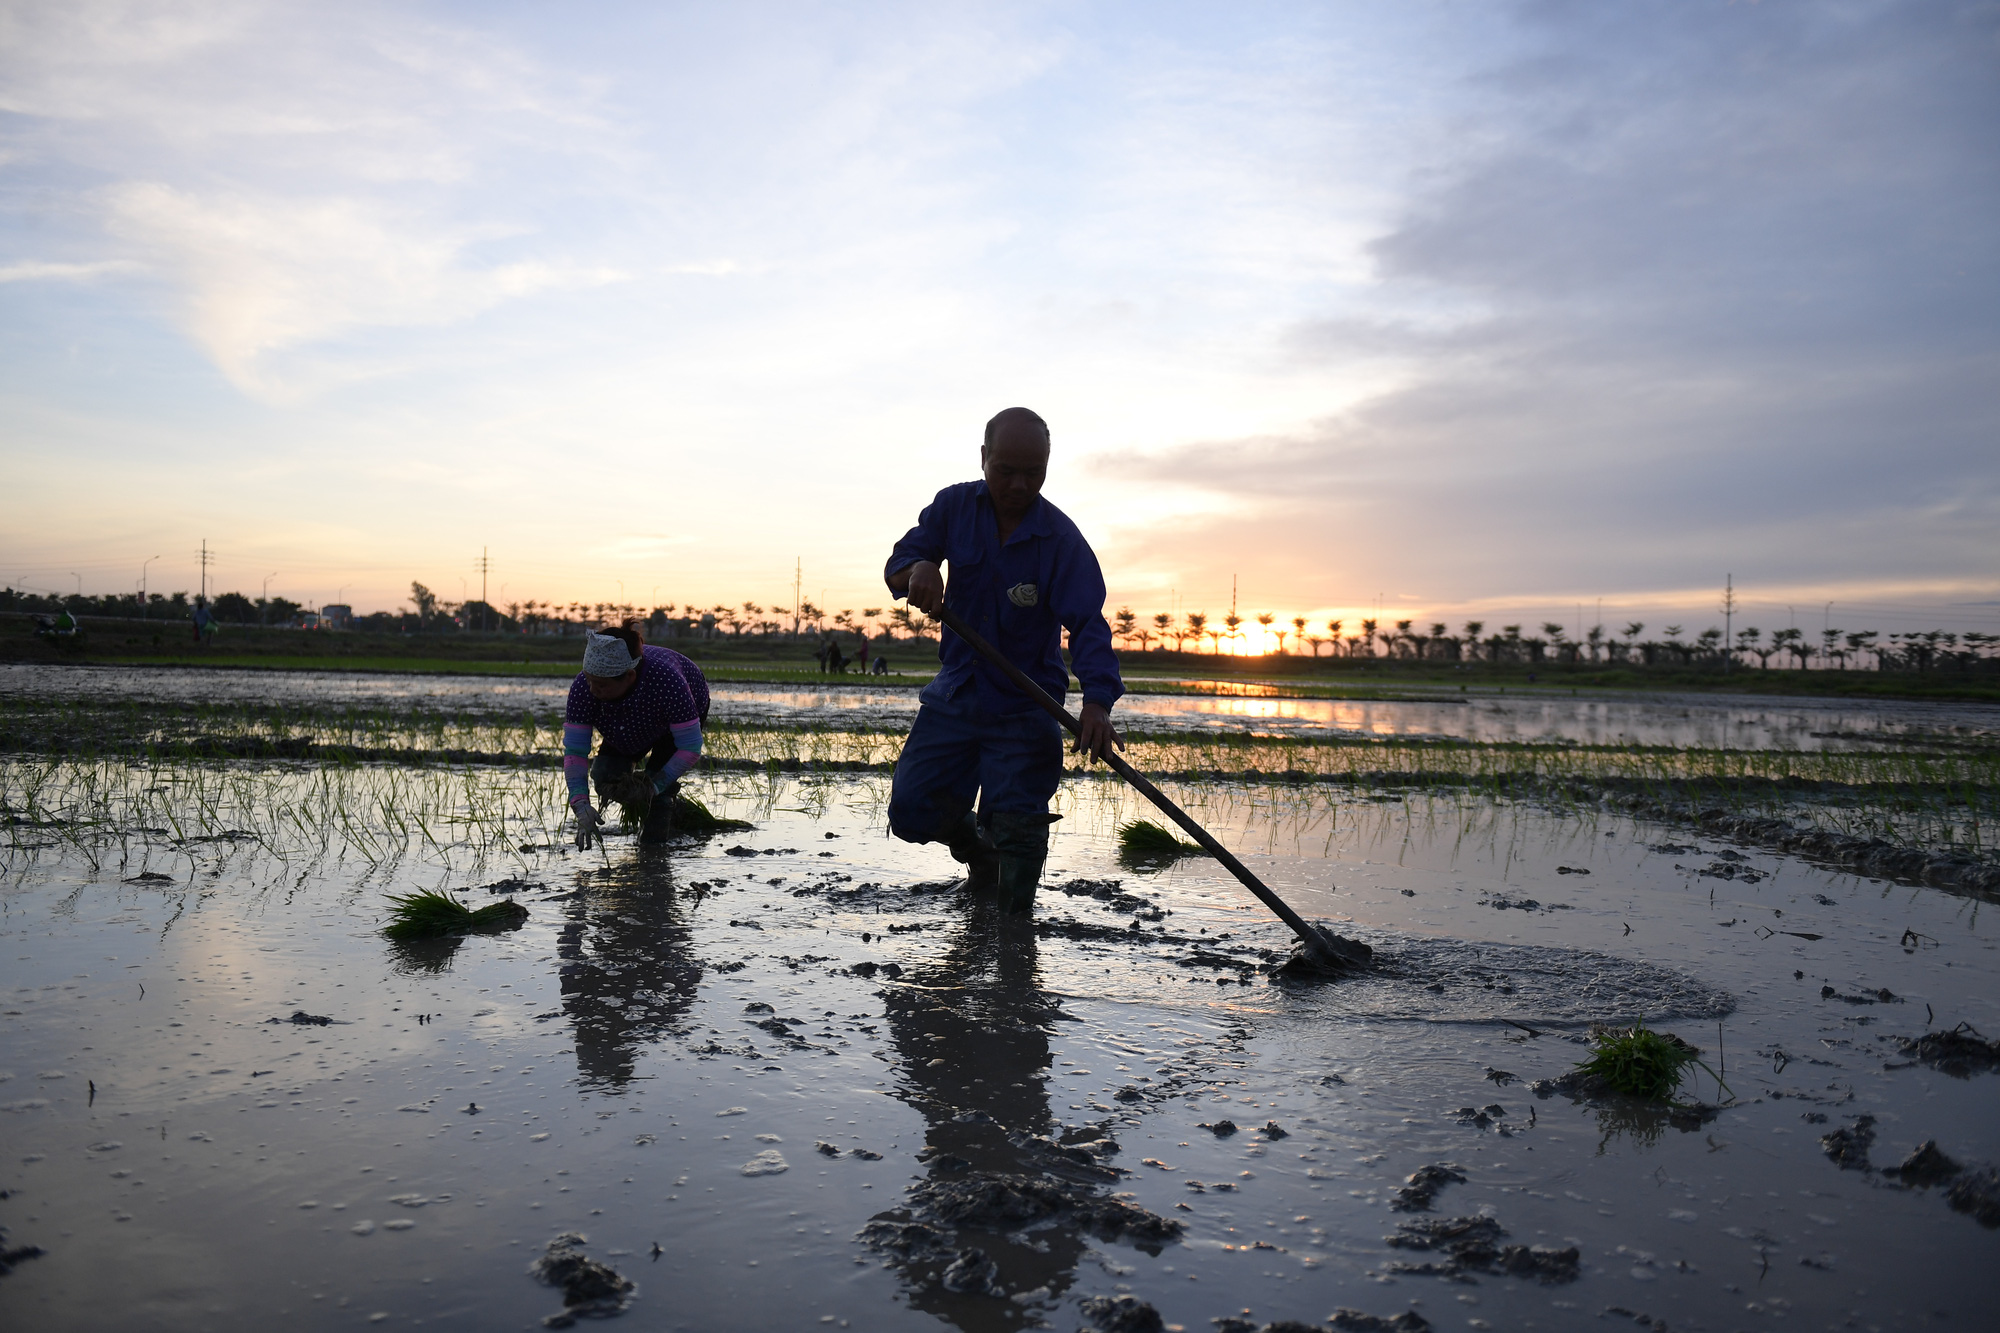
[983,406,1050,452]
[980,406,1050,530]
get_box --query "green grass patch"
[382,888,529,939]
[1576,1022,1731,1102]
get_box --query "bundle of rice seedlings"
[383,888,529,940]
[606,774,655,830]
[668,794,754,835]
[1574,1022,1730,1102]
[1117,818,1205,863]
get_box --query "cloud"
[98,182,626,393]
[1100,0,2000,610]
[0,259,136,282]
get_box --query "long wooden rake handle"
[931,604,1345,963]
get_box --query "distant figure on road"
[564,620,710,849]
[883,406,1124,914]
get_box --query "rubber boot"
[989,812,1053,915]
[639,780,680,845]
[942,809,999,892]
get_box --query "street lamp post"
[141,555,159,619]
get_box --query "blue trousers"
[887,691,1064,844]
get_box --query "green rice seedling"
[1575,1022,1731,1102]
[1117,818,1206,863]
[666,794,754,834]
[382,888,528,939]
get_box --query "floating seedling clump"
[669,794,753,834]
[382,888,529,940]
[1573,1022,1728,1102]
[1117,818,1205,863]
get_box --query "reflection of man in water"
[865,908,1100,1328]
[554,861,704,1088]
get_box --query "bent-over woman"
[565,621,710,848]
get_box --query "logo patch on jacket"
[1007,582,1039,608]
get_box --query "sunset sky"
[3,1,1995,642]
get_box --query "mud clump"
[1389,1163,1465,1212]
[1529,1070,1721,1133]
[1080,1293,1164,1332]
[1893,1026,2000,1078]
[530,1233,634,1327]
[938,1247,1000,1294]
[1885,1140,1961,1187]
[1945,1166,2000,1227]
[1820,1115,1876,1170]
[1329,1311,1434,1333]
[1274,927,1374,980]
[273,1010,332,1026]
[904,1173,1182,1246]
[1384,1215,1579,1284]
[1,1228,47,1276]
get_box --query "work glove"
[573,802,605,851]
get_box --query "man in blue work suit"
[885,406,1125,914]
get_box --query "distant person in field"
[565,620,710,849]
[191,596,215,644]
[885,406,1124,914]
[857,634,870,675]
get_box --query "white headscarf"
[583,632,638,678]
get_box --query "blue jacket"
[886,480,1124,715]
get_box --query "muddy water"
[5,663,1996,749]
[3,771,1994,1332]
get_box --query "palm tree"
[1327,619,1344,656]
[1360,618,1378,657]
[1184,611,1207,653]
[1223,611,1244,654]
[1393,619,1414,659]
[1152,612,1173,651]
[1429,623,1448,660]
[1462,621,1484,663]
[1114,607,1138,648]
[1292,616,1308,651]
[1256,611,1276,654]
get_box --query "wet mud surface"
[2,769,1997,1331]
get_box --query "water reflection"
[865,906,1135,1333]
[552,857,704,1089]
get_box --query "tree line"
[9,584,1993,672]
[1104,609,1998,673]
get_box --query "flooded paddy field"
[6,662,1998,751]
[3,752,1997,1333]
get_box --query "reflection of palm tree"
[866,907,1098,1326]
[553,860,704,1089]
